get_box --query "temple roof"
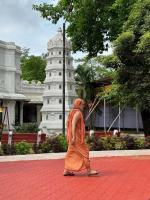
[47,28,71,49]
[0,92,28,101]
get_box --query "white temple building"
[40,28,77,133]
[0,40,44,130]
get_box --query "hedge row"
[0,135,150,155]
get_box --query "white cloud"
[0,0,112,59]
[0,0,61,55]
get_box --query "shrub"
[109,136,127,150]
[134,137,145,149]
[0,145,4,155]
[57,134,67,152]
[86,135,95,150]
[39,134,67,153]
[38,141,52,153]
[88,136,113,151]
[86,135,146,151]
[14,141,33,155]
[13,123,39,133]
[98,137,113,150]
[1,144,16,155]
[87,136,126,151]
[122,135,137,150]
[122,136,145,150]
[144,136,150,149]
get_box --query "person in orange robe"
[64,98,99,176]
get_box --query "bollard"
[89,130,94,137]
[37,130,42,146]
[113,129,119,136]
[8,131,13,146]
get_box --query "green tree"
[21,55,46,83]
[33,0,115,57]
[99,0,150,135]
[33,0,138,57]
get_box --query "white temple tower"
[40,28,77,134]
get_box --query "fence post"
[37,130,42,146]
[8,131,13,146]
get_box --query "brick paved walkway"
[0,156,150,200]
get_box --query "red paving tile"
[0,156,150,200]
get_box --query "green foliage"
[86,135,146,151]
[124,0,150,33]
[39,134,67,153]
[0,135,150,155]
[96,55,123,69]
[109,136,127,150]
[136,32,150,56]
[95,0,150,135]
[1,142,33,155]
[122,135,145,149]
[13,123,39,133]
[33,0,114,57]
[21,54,46,83]
[38,141,52,153]
[114,31,136,66]
[14,141,33,155]
[109,0,137,40]
[75,58,115,101]
[98,137,113,150]
[1,144,16,155]
[144,136,150,149]
[33,0,144,58]
[0,146,4,155]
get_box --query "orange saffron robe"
[64,109,90,171]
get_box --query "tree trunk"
[141,110,150,137]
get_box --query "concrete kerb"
[0,149,150,162]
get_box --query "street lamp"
[62,1,73,135]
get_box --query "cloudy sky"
[0,0,112,59]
